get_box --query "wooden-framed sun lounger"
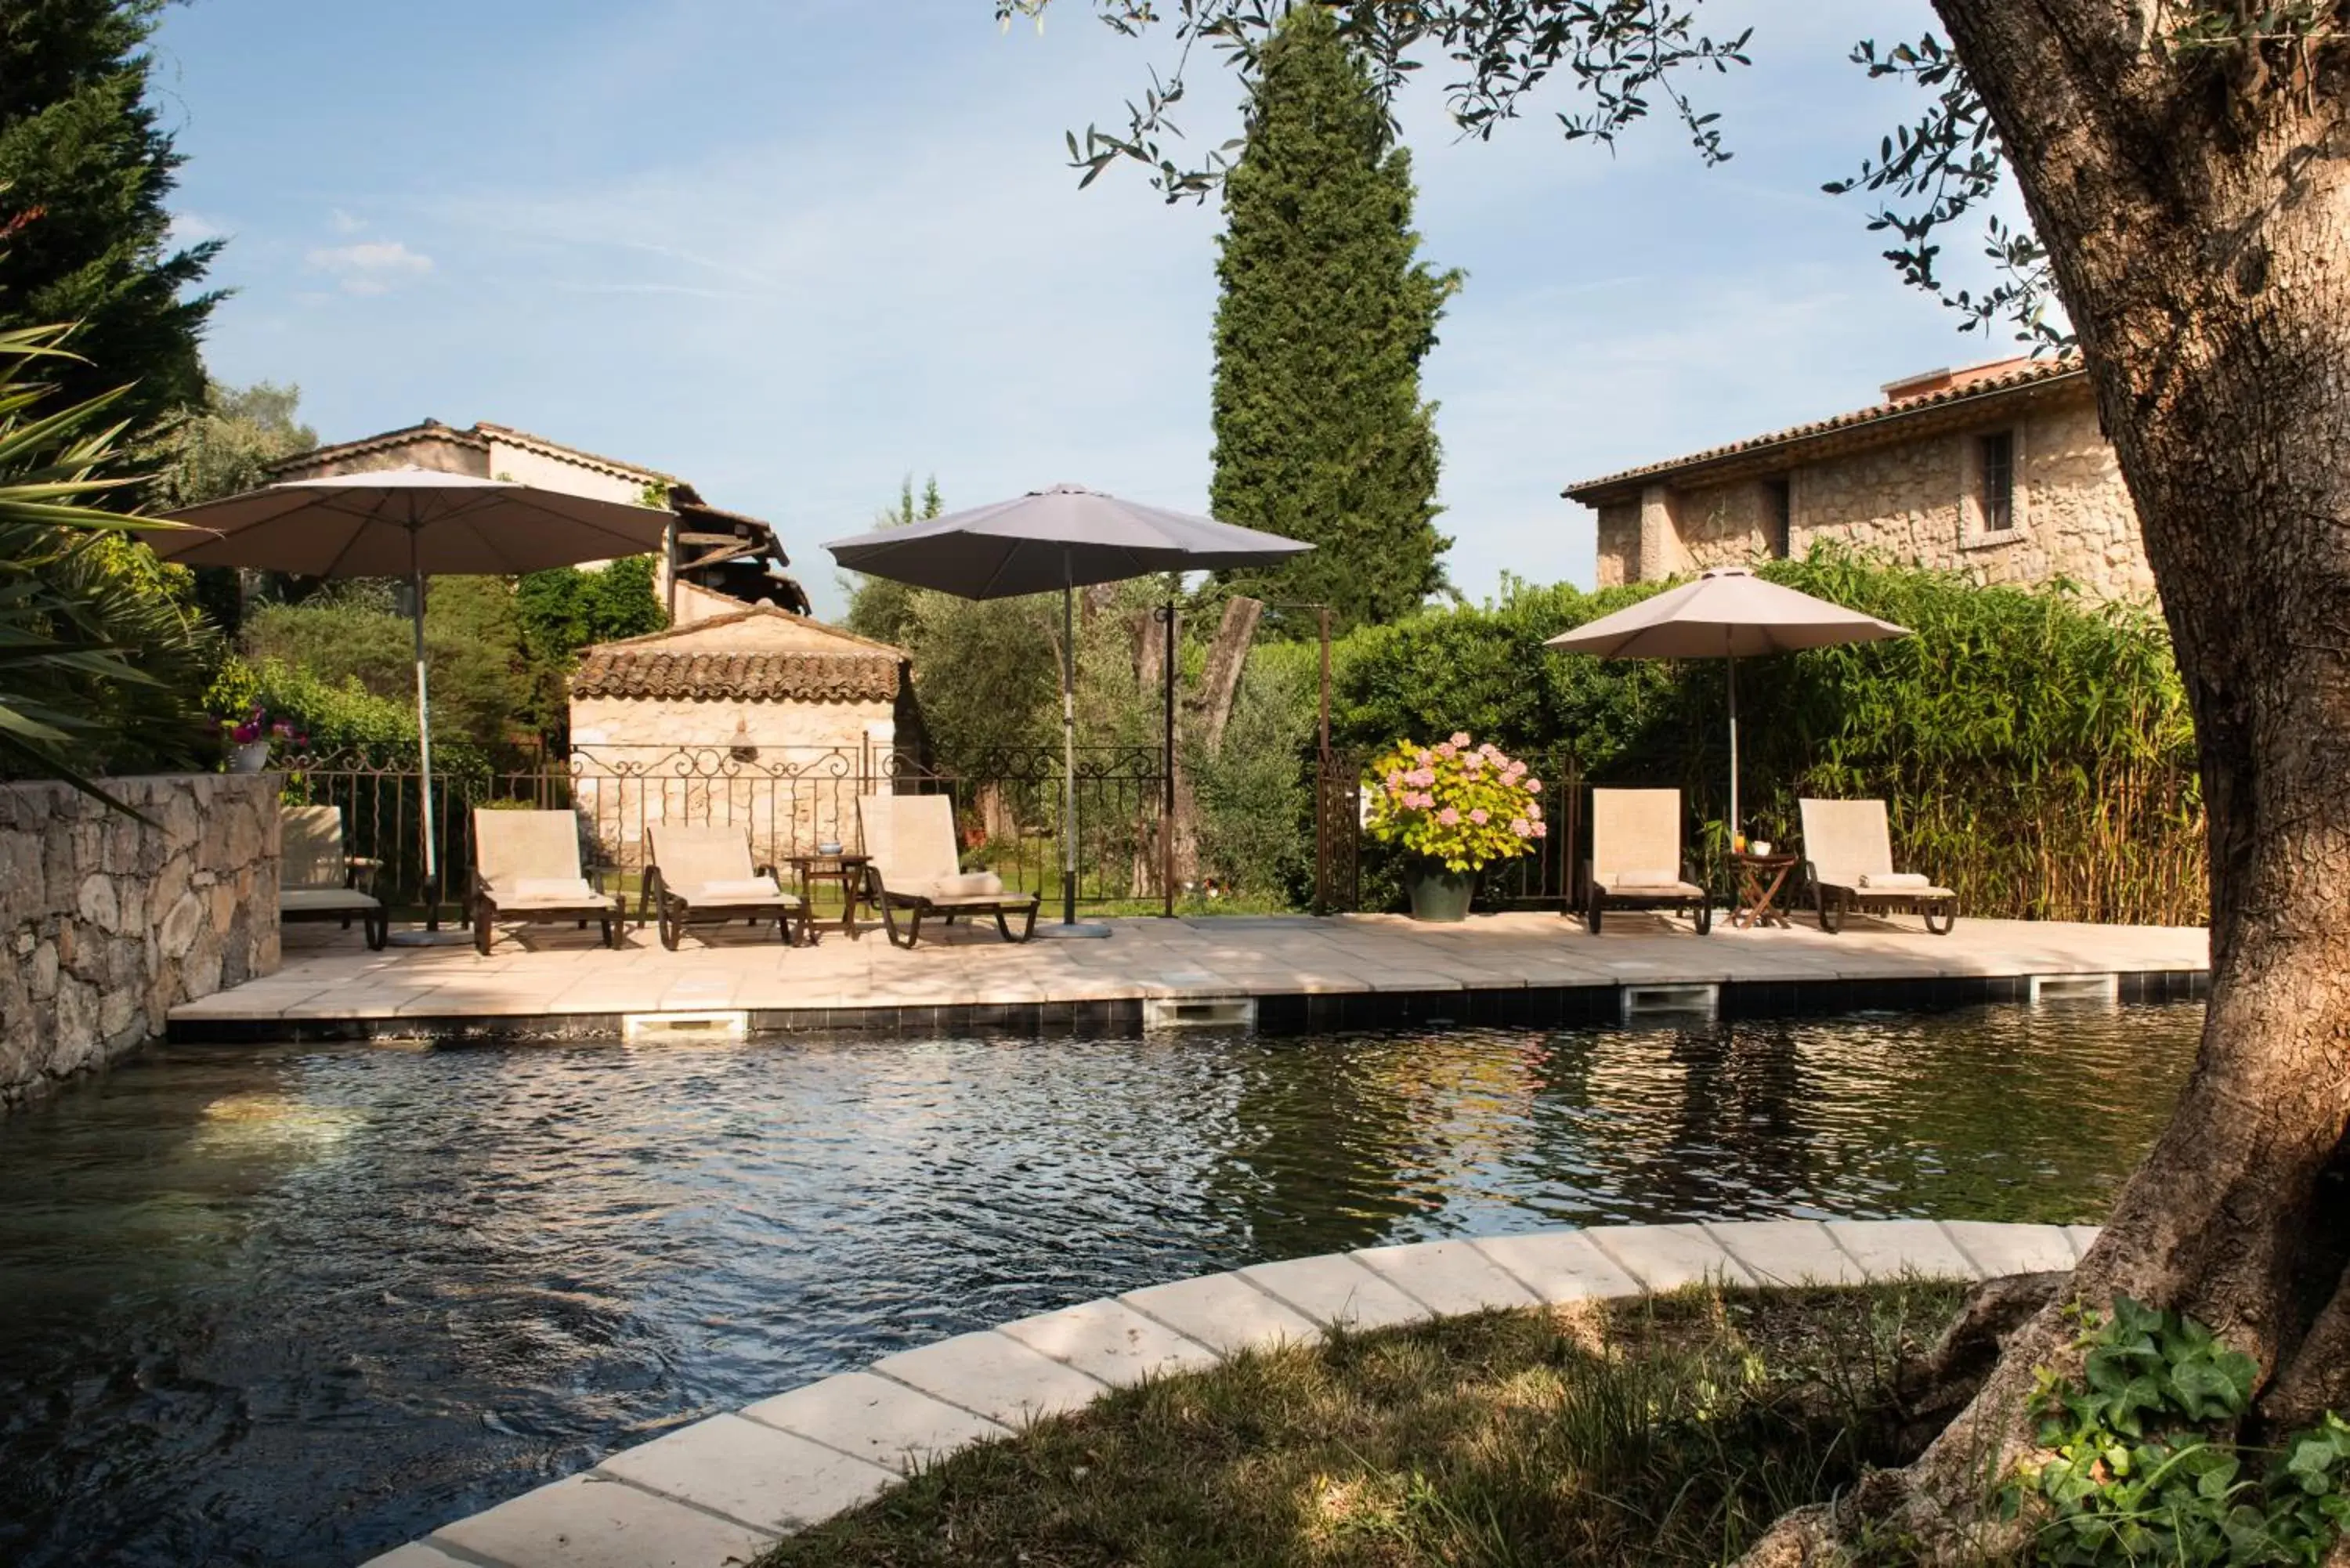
[857,793,1039,949]
[1799,797,1958,934]
[642,822,808,950]
[279,804,389,950]
[468,807,626,954]
[1583,787,1712,935]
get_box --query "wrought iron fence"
[275,740,1174,926]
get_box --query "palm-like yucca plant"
[0,320,212,800]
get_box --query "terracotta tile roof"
[587,604,906,658]
[269,419,488,475]
[572,650,901,703]
[473,422,679,484]
[1564,356,2088,504]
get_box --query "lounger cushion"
[676,878,790,901]
[281,887,380,915]
[1610,869,1683,889]
[506,876,599,903]
[1859,872,1931,889]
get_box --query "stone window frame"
[1960,425,2028,549]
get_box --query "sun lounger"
[468,807,626,954]
[278,804,388,950]
[1583,788,1712,934]
[857,793,1039,948]
[643,822,808,950]
[1799,797,1958,934]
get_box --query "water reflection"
[0,1003,2197,1566]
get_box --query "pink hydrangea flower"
[1434,742,1457,760]
[1410,768,1437,787]
[1509,818,1533,837]
[1524,778,1542,793]
[1531,820,1549,837]
[1437,807,1460,826]
[1385,770,1405,790]
[1462,752,1484,771]
[1469,807,1490,826]
[1505,759,1527,778]
[1448,732,1471,749]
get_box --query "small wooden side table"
[1730,851,1801,930]
[788,853,872,941]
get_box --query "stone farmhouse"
[1564,356,2153,601]
[275,418,814,622]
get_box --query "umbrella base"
[386,928,475,948]
[1038,921,1113,940]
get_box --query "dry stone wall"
[1,774,279,1107]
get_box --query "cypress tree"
[1210,2,1459,633]
[0,0,222,439]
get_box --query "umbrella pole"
[1044,555,1109,939]
[411,533,440,927]
[1726,637,1740,851]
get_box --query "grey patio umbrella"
[1545,567,1909,842]
[153,468,677,931]
[826,483,1310,936]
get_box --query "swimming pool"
[0,1002,2198,1566]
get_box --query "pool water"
[0,1003,2198,1566]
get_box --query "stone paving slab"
[1471,1230,1641,1302]
[870,1330,1108,1428]
[189,912,2207,1032]
[591,1411,893,1532]
[428,1472,776,1568]
[741,1369,1010,1475]
[1354,1239,1543,1316]
[1239,1252,1434,1331]
[1585,1223,1759,1291]
[1827,1219,1983,1281]
[997,1298,1221,1386]
[359,1545,474,1568]
[2065,1224,2103,1259]
[1941,1221,2081,1277]
[1119,1271,1320,1357]
[1704,1220,1873,1287]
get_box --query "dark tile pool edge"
[164,969,2209,1046]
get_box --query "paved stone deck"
[172,911,2206,1040]
[362,1218,2096,1568]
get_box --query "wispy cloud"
[306,239,434,295]
[327,208,368,235]
[167,210,228,248]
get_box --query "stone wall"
[1,775,279,1107]
[1585,385,2154,601]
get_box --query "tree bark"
[1759,4,2350,1555]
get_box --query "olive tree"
[1006,0,2350,1554]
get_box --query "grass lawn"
[757,1281,1971,1568]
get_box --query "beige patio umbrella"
[1545,567,1909,841]
[153,468,677,934]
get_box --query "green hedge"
[1322,550,2204,927]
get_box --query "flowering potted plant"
[222,704,309,774]
[1364,733,1547,921]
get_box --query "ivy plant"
[2012,1297,2350,1566]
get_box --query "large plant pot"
[1405,863,1477,923]
[229,740,271,774]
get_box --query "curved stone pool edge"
[363,1218,2096,1568]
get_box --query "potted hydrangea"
[1364,733,1547,921]
[223,704,309,774]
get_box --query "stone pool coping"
[360,1217,2096,1568]
[173,911,2208,1044]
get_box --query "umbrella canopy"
[822,482,1309,598]
[825,484,1310,934]
[1545,566,1909,659]
[147,468,676,575]
[155,468,678,930]
[1545,567,1911,848]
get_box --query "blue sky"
[152,0,2008,620]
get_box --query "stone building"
[566,606,920,869]
[1564,356,2153,601]
[275,418,812,620]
